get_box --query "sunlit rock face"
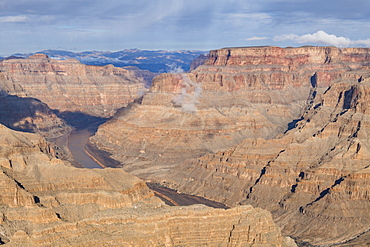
[0,124,290,247]
[0,54,146,118]
[165,65,370,244]
[91,46,370,178]
[91,46,370,246]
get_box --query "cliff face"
[0,91,72,139]
[90,46,370,245]
[166,69,370,245]
[0,124,290,247]
[0,54,146,118]
[91,46,370,179]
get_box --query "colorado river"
[67,128,103,169]
[66,122,228,208]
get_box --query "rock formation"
[0,54,146,118]
[90,46,370,245]
[91,46,370,177]
[165,59,370,245]
[0,124,292,246]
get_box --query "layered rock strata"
[0,91,71,139]
[91,46,370,179]
[0,54,146,118]
[165,70,370,245]
[0,124,292,246]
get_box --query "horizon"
[5,44,370,59]
[1,0,369,56]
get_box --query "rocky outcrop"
[165,69,370,245]
[90,46,370,245]
[0,124,291,246]
[189,53,208,71]
[0,54,146,118]
[91,46,370,179]
[6,205,291,247]
[0,91,71,139]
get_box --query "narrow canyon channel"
[65,122,228,208]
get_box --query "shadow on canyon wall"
[0,91,55,133]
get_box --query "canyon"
[0,51,295,246]
[0,53,146,119]
[0,123,291,246]
[90,46,370,246]
[1,46,370,246]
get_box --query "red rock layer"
[166,70,370,245]
[91,46,370,180]
[0,54,145,118]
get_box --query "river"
[67,128,103,169]
[65,123,228,208]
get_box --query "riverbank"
[147,183,229,209]
[60,118,230,208]
[67,128,103,169]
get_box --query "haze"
[1,0,370,55]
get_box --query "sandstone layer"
[91,46,370,178]
[0,124,291,246]
[165,68,370,245]
[90,46,370,245]
[0,90,71,139]
[0,54,146,118]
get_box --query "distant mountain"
[13,49,207,73]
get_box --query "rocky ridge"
[165,62,370,244]
[0,124,292,246]
[0,90,71,139]
[0,54,146,118]
[90,46,370,245]
[91,46,370,178]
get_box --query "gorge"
[1,46,370,246]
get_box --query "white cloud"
[0,15,29,23]
[273,30,370,47]
[245,36,269,41]
[353,39,370,46]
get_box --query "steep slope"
[0,90,71,139]
[0,54,145,118]
[91,46,370,179]
[0,124,292,247]
[165,69,370,245]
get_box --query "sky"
[1,0,370,55]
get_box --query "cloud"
[274,31,370,47]
[0,15,29,23]
[246,36,269,41]
[169,65,202,113]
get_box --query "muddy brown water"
[66,123,228,208]
[67,128,103,169]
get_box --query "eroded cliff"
[166,67,370,245]
[90,46,370,245]
[91,46,370,178]
[0,54,146,118]
[0,124,291,246]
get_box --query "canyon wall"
[0,54,146,118]
[0,123,291,246]
[91,46,370,245]
[0,90,71,139]
[165,65,370,245]
[91,46,370,178]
